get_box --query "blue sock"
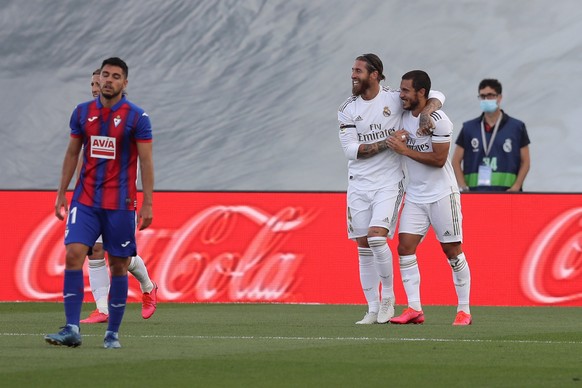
[107,275,128,333]
[63,269,84,328]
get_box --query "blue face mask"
[480,99,498,113]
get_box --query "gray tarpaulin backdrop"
[1,0,581,192]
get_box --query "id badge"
[478,165,492,186]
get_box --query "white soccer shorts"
[398,193,463,243]
[346,184,404,240]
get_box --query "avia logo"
[90,135,116,160]
[142,112,149,117]
[87,116,98,122]
[121,241,130,247]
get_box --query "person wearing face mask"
[452,79,530,192]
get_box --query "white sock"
[367,236,394,301]
[128,255,154,293]
[358,247,379,313]
[399,254,421,311]
[449,253,471,314]
[88,258,109,314]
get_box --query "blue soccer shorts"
[64,201,137,257]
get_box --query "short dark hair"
[92,68,101,76]
[479,79,502,94]
[101,57,128,78]
[356,53,385,81]
[402,70,431,97]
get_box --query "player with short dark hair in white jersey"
[387,70,472,326]
[337,55,445,324]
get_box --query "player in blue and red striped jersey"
[80,68,158,325]
[46,57,154,349]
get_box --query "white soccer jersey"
[338,88,445,191]
[401,110,459,203]
[338,86,405,191]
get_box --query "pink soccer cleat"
[453,311,472,326]
[80,309,109,324]
[389,307,425,324]
[142,282,158,319]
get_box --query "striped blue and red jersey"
[70,95,152,210]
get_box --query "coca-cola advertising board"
[1,191,581,306]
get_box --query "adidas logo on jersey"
[443,230,452,237]
[355,116,363,121]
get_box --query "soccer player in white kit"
[79,69,158,324]
[387,70,472,326]
[338,55,445,324]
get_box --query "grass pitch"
[0,303,581,387]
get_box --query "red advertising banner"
[0,191,581,306]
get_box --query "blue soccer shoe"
[103,331,121,349]
[44,324,82,347]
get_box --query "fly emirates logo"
[90,136,116,159]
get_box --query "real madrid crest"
[383,106,391,117]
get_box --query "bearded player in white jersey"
[387,70,472,326]
[338,54,445,324]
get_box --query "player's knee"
[90,243,105,259]
[65,244,89,269]
[108,257,130,276]
[397,242,415,256]
[441,242,462,258]
[397,234,420,256]
[355,236,369,247]
[367,226,388,238]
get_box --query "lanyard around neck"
[480,113,502,157]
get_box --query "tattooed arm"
[357,139,389,159]
[418,90,445,135]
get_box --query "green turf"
[0,303,581,387]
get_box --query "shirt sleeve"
[427,89,445,107]
[69,105,83,138]
[431,112,453,144]
[134,111,153,142]
[338,109,359,160]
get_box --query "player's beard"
[352,77,370,96]
[101,88,123,100]
[403,97,419,111]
